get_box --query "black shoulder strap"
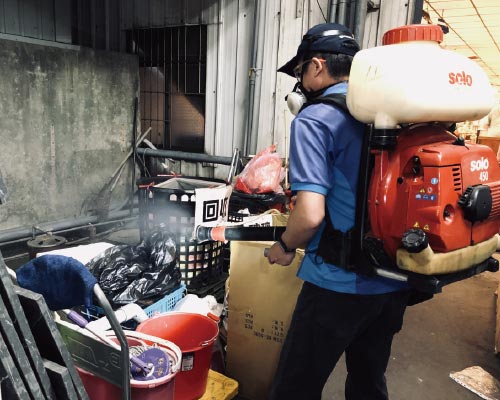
[300,93,349,114]
[310,93,376,275]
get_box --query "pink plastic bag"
[234,145,284,194]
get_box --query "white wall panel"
[253,0,281,154]
[232,0,256,153]
[364,0,417,47]
[273,0,304,161]
[261,0,332,159]
[211,0,239,177]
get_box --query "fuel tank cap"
[401,228,429,253]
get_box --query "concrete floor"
[323,269,500,399]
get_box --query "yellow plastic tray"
[200,369,239,400]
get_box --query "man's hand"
[266,191,325,266]
[266,241,296,266]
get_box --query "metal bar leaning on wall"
[136,147,234,165]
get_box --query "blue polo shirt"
[289,82,408,294]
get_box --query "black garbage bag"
[86,226,181,307]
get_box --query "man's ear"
[311,57,325,77]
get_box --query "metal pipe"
[245,0,266,156]
[244,0,260,156]
[328,0,339,22]
[136,148,233,165]
[337,0,347,25]
[1,217,137,263]
[226,148,241,184]
[412,0,424,24]
[131,97,139,217]
[107,128,151,187]
[249,0,266,156]
[0,209,136,244]
[354,0,368,46]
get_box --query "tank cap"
[382,24,443,45]
[401,228,429,253]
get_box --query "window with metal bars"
[127,26,207,153]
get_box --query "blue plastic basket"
[143,283,186,318]
[81,284,186,322]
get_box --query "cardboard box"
[495,253,500,355]
[496,284,500,354]
[225,240,304,400]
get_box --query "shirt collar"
[323,81,348,96]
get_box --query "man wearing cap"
[266,23,410,400]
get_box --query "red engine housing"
[368,124,500,261]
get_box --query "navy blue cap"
[278,23,360,77]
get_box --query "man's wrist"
[276,235,296,253]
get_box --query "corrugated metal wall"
[0,0,71,43]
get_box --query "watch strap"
[276,235,296,253]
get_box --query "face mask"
[299,83,326,101]
[285,82,328,115]
[285,83,307,116]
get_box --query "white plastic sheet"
[450,366,500,400]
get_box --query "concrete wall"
[0,38,139,231]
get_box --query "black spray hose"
[194,225,416,287]
[195,225,286,243]
[194,222,489,293]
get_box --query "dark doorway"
[128,25,207,153]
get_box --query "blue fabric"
[17,255,97,310]
[289,82,408,294]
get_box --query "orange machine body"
[368,124,500,261]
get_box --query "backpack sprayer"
[195,24,500,294]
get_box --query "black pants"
[269,282,409,400]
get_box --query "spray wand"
[195,224,286,243]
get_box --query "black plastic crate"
[138,176,227,290]
[178,240,226,290]
[137,175,176,240]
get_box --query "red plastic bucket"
[78,335,180,400]
[136,312,219,400]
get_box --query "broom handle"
[107,127,152,188]
[93,285,131,400]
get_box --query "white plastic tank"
[347,24,495,129]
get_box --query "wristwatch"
[276,235,296,253]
